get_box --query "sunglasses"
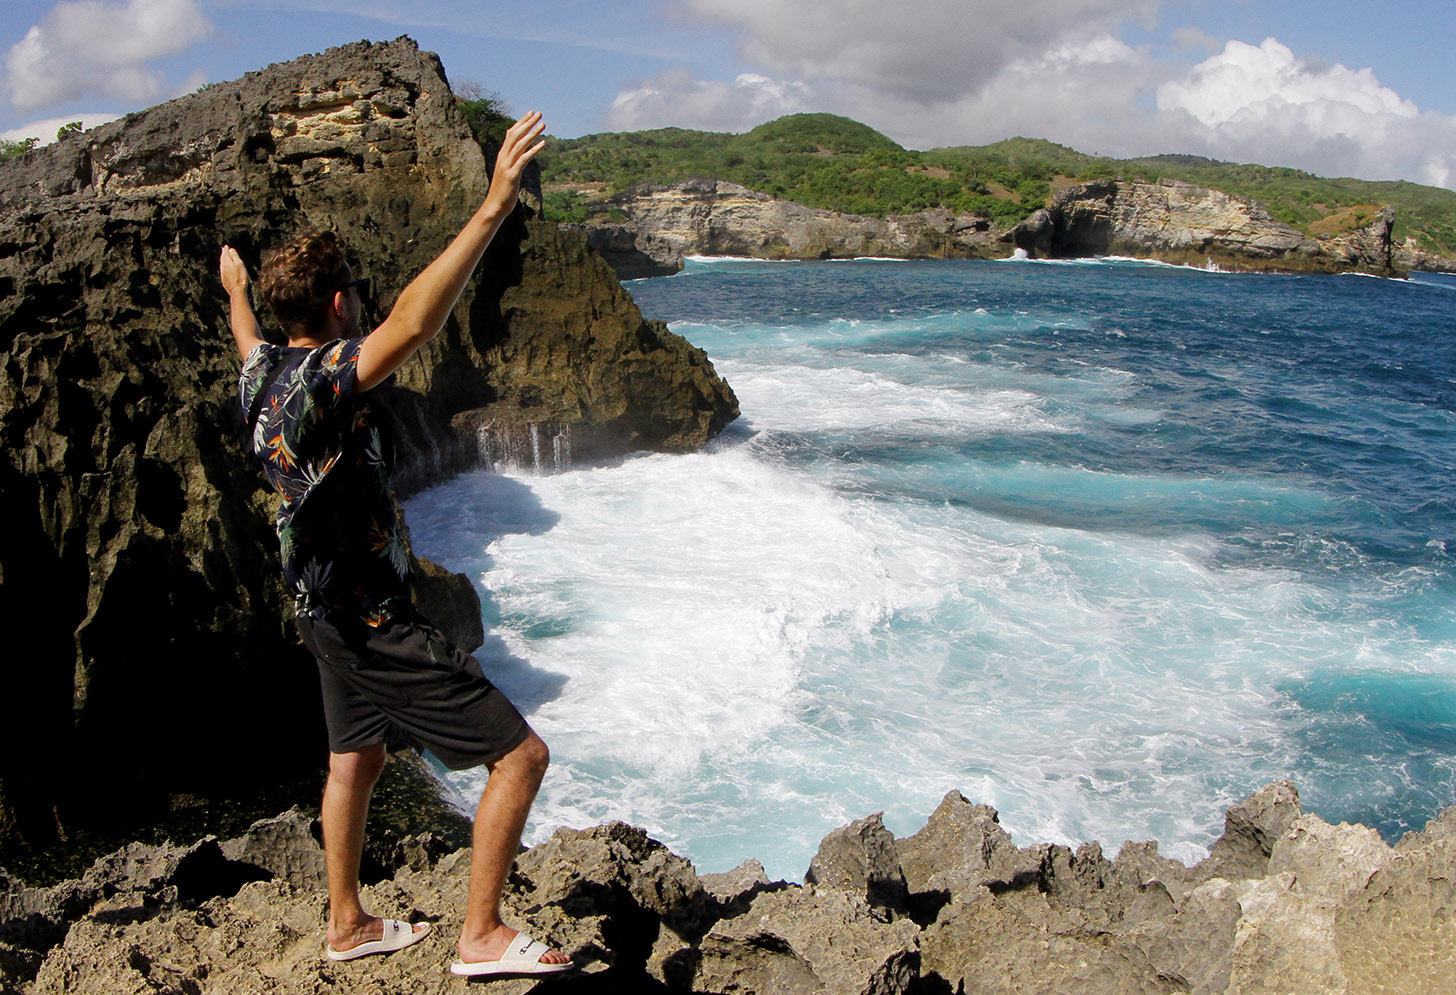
[338,277,370,295]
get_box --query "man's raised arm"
[354,110,546,392]
[219,244,266,359]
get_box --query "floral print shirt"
[239,338,412,624]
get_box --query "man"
[218,111,569,978]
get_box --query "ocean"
[405,255,1456,880]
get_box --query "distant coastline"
[543,114,1456,279]
[566,177,1451,280]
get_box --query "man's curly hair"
[258,231,352,333]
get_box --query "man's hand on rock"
[219,245,249,297]
[220,244,265,357]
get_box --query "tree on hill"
[540,114,1456,256]
[0,136,38,164]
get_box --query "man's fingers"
[502,111,544,152]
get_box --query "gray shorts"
[295,610,529,770]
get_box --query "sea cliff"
[0,38,736,855]
[568,178,1002,276]
[574,178,1406,277]
[2,780,1452,993]
[1010,179,1397,274]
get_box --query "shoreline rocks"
[1010,179,1400,275]
[570,177,1442,278]
[569,178,1004,275]
[3,780,1452,994]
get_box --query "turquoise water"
[407,256,1456,878]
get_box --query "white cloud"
[1169,26,1218,55]
[886,34,1161,153]
[1156,38,1456,187]
[5,0,211,110]
[681,0,1159,105]
[2,112,120,144]
[1158,38,1417,128]
[608,5,1456,190]
[607,31,1163,156]
[606,68,812,133]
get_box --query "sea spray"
[408,258,1456,880]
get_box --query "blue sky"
[4,1,1455,189]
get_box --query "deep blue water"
[409,257,1456,877]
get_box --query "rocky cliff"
[1394,236,1456,273]
[1011,179,1399,274]
[572,179,1003,276]
[0,38,737,855]
[578,177,1403,277]
[2,780,1451,994]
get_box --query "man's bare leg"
[456,730,569,966]
[320,744,427,952]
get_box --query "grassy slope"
[539,114,1456,256]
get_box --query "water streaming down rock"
[474,418,576,473]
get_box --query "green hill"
[534,114,1456,256]
[543,113,984,221]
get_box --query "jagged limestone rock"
[218,808,326,891]
[579,178,1005,275]
[509,820,714,976]
[695,886,920,995]
[918,886,1180,995]
[6,784,1456,994]
[894,789,1031,900]
[1195,780,1303,883]
[1336,834,1456,993]
[1223,813,1396,995]
[1010,180,1401,274]
[805,813,910,916]
[576,176,1401,277]
[700,857,774,906]
[1120,876,1256,995]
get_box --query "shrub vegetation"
[538,114,1456,256]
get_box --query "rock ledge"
[4,781,1452,994]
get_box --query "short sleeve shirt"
[239,339,412,624]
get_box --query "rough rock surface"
[3,782,1450,995]
[576,178,1003,273]
[1394,236,1456,273]
[582,176,1405,277]
[1011,179,1400,274]
[0,38,737,854]
[1193,780,1304,884]
[804,813,910,915]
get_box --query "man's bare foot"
[457,924,569,968]
[328,915,430,955]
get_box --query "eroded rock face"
[0,38,736,852]
[2,782,1452,995]
[580,178,1004,273]
[804,812,910,915]
[576,176,1403,277]
[1394,236,1456,273]
[1194,780,1303,884]
[1012,180,1400,274]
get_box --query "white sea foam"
[405,258,1456,879]
[684,254,799,265]
[408,439,1389,877]
[715,360,1067,437]
[409,437,1401,879]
